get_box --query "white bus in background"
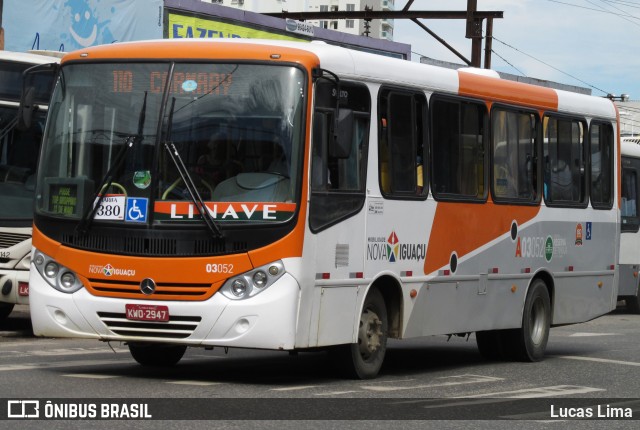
[620,136,640,313]
[0,51,61,321]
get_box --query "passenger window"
[590,122,614,209]
[491,109,538,203]
[431,96,487,200]
[543,116,587,206]
[622,164,640,232]
[378,88,427,198]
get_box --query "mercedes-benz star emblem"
[140,278,156,295]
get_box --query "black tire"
[0,303,15,321]
[506,279,551,362]
[625,295,640,314]
[333,288,388,379]
[128,343,187,367]
[476,330,506,361]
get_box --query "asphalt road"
[0,304,638,429]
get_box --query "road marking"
[63,373,120,379]
[362,374,503,392]
[392,386,606,410]
[0,347,127,357]
[270,385,319,392]
[314,391,360,396]
[569,332,619,337]
[461,385,605,399]
[166,380,223,386]
[556,355,640,367]
[0,359,126,372]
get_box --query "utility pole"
[0,0,4,50]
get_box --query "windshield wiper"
[163,97,222,239]
[76,92,147,234]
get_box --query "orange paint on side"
[458,71,558,111]
[424,202,541,275]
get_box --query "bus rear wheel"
[332,288,388,379]
[506,279,551,362]
[128,343,187,367]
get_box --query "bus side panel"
[402,209,617,336]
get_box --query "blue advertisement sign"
[3,0,163,52]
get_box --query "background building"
[201,0,394,40]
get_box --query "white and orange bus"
[0,50,59,321]
[619,136,640,313]
[28,39,619,378]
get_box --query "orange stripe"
[424,202,540,275]
[458,71,558,111]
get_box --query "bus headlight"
[33,250,85,294]
[231,279,248,297]
[44,262,59,278]
[220,261,285,300]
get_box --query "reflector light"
[322,273,330,280]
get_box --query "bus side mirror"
[16,86,37,132]
[330,108,353,159]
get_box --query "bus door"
[619,153,640,305]
[307,79,371,347]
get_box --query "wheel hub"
[358,309,383,358]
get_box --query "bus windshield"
[0,61,54,222]
[36,62,306,226]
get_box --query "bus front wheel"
[128,343,187,367]
[333,288,388,379]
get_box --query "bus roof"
[0,50,62,65]
[62,38,616,120]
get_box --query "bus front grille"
[61,233,240,257]
[87,279,220,301]
[0,232,30,248]
[97,312,201,339]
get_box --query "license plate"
[125,304,169,322]
[18,282,29,296]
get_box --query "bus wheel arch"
[369,275,403,339]
[331,278,401,379]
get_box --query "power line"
[546,0,640,18]
[588,0,640,27]
[490,35,611,95]
[490,49,527,76]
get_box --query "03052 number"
[206,263,234,274]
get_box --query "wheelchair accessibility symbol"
[125,198,148,223]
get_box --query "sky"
[392,0,640,100]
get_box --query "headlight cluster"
[219,261,285,300]
[33,250,84,294]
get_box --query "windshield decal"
[93,194,126,221]
[154,201,296,222]
[125,198,149,223]
[133,170,152,189]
